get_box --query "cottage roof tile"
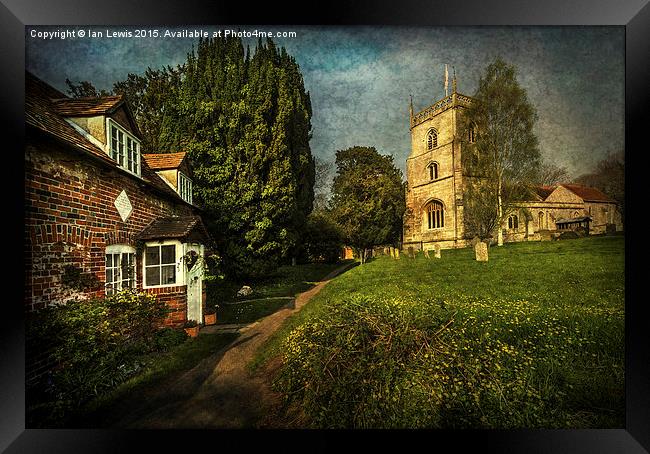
[142,152,188,170]
[50,96,125,116]
[136,216,210,241]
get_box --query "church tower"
[403,71,474,250]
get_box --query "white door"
[184,243,204,323]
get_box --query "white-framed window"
[143,240,181,288]
[108,118,141,176]
[105,244,136,295]
[178,172,193,204]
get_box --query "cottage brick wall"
[25,131,196,321]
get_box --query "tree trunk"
[497,177,504,246]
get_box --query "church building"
[402,72,622,251]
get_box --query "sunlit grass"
[255,236,625,428]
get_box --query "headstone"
[434,243,441,259]
[395,248,400,259]
[423,249,430,259]
[474,241,488,262]
[237,285,253,297]
[407,246,415,258]
[384,247,390,256]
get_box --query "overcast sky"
[26,26,624,179]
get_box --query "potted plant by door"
[204,305,218,326]
[183,319,199,338]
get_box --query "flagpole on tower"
[444,64,449,97]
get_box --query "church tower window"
[426,200,444,229]
[428,162,439,180]
[427,129,438,150]
[468,124,476,143]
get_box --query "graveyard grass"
[255,235,625,428]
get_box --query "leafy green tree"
[461,58,541,245]
[174,37,314,277]
[302,211,344,263]
[112,66,183,153]
[330,146,405,264]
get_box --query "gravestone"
[474,241,488,262]
[434,244,441,259]
[407,246,415,258]
[423,249,430,259]
[384,247,390,256]
[395,248,400,259]
[390,246,395,258]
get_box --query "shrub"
[559,231,579,240]
[153,327,188,351]
[26,289,170,426]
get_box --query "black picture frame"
[4,0,648,452]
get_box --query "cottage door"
[184,243,204,323]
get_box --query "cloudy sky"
[26,26,624,178]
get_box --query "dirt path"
[117,261,357,429]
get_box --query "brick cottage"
[25,71,211,327]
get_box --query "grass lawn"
[210,261,349,325]
[255,236,625,428]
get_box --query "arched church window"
[426,200,444,229]
[468,123,476,143]
[427,129,438,150]
[508,214,519,230]
[428,162,439,180]
[538,211,544,229]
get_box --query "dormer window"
[108,119,140,176]
[178,172,193,204]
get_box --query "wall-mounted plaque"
[114,190,133,222]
